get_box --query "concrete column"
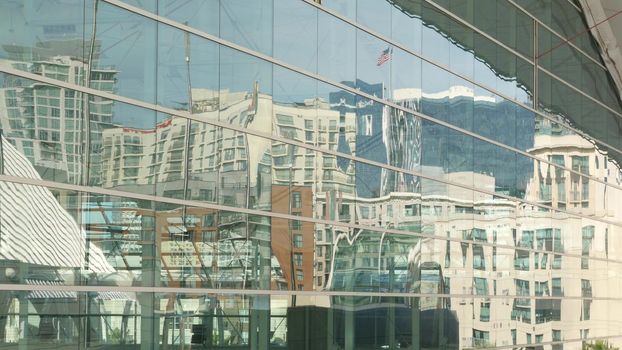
[18,292,28,350]
[344,305,354,350]
[141,213,159,350]
[326,306,334,350]
[387,299,396,350]
[411,297,420,350]
[249,296,269,350]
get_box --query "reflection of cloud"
[0,136,113,273]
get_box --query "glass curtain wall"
[0,0,621,349]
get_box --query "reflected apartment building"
[1,0,622,349]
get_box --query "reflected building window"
[293,234,303,248]
[512,279,531,324]
[294,253,303,267]
[581,279,592,321]
[473,329,490,347]
[581,226,594,269]
[552,329,563,350]
[473,245,485,270]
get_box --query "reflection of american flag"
[376,47,392,66]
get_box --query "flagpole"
[390,47,394,190]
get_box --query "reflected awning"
[26,279,77,300]
[93,291,134,301]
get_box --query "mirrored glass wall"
[0,0,622,349]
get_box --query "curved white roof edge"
[578,0,622,101]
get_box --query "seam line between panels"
[1,65,622,232]
[0,283,614,301]
[0,174,620,266]
[300,0,622,160]
[506,0,606,70]
[54,1,622,201]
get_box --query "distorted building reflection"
[3,74,620,347]
[1,0,622,349]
